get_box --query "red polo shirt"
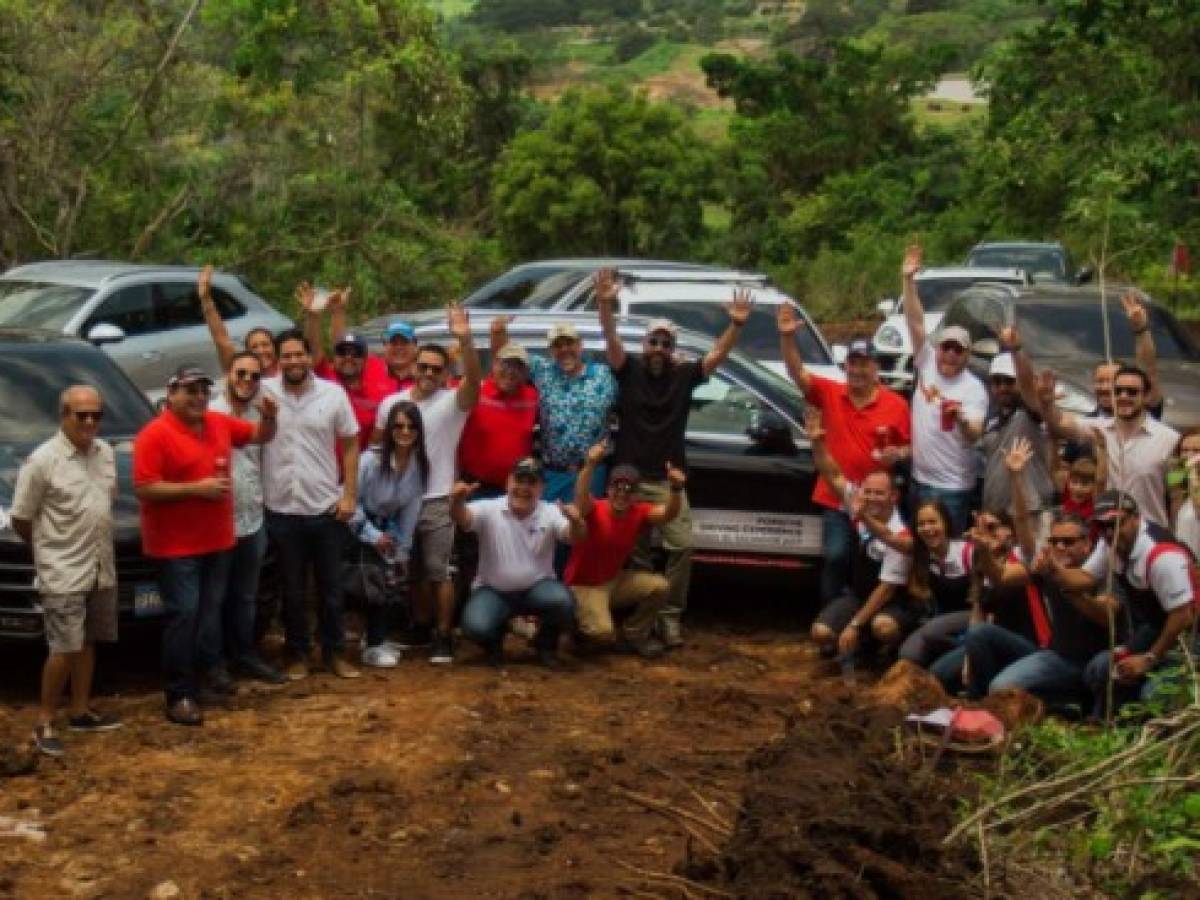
[315,355,398,449]
[565,500,654,586]
[458,377,539,489]
[805,374,911,510]
[133,409,256,558]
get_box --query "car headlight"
[874,324,905,352]
[1055,379,1094,415]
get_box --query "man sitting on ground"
[565,442,685,660]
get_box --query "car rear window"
[968,248,1066,280]
[629,301,830,367]
[1019,304,1197,361]
[0,281,95,331]
[917,277,1020,311]
[0,345,153,443]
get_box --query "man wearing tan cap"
[596,269,753,647]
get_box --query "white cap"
[989,353,1016,379]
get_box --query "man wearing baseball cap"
[777,305,910,611]
[596,268,753,647]
[133,366,278,726]
[1064,491,1197,717]
[900,244,989,534]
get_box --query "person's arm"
[838,582,898,656]
[335,435,359,522]
[349,453,383,546]
[449,302,482,411]
[702,288,753,376]
[1122,290,1162,410]
[647,462,686,526]
[1036,369,1087,443]
[251,393,278,444]
[900,244,925,356]
[135,480,228,502]
[297,282,326,368]
[595,268,627,372]
[448,480,479,530]
[1092,426,1109,490]
[329,286,350,348]
[575,442,606,518]
[197,265,237,371]
[1005,437,1038,561]
[558,502,588,544]
[804,408,847,499]
[1116,550,1197,679]
[776,302,811,394]
[391,487,423,563]
[489,314,513,358]
[1001,324,1043,416]
[9,455,46,545]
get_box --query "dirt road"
[1,621,826,899]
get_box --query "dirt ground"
[0,608,997,900]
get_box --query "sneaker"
[235,656,288,685]
[328,655,361,679]
[658,616,684,649]
[380,640,407,657]
[623,634,666,660]
[284,657,309,682]
[362,645,400,668]
[32,724,64,758]
[397,623,434,649]
[429,632,454,665]
[67,711,123,733]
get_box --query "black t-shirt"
[1041,575,1113,664]
[613,358,706,475]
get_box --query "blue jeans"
[962,623,1039,699]
[990,649,1086,701]
[899,611,972,668]
[819,508,853,606]
[211,526,268,668]
[909,482,973,537]
[1082,624,1159,718]
[266,511,347,658]
[158,551,229,703]
[460,578,575,652]
[929,646,967,694]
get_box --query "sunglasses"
[646,337,674,350]
[72,410,103,423]
[1048,535,1082,548]
[335,346,366,358]
[416,362,445,375]
[182,384,211,397]
[392,422,419,433]
[1113,385,1142,397]
[1094,519,1119,532]
[938,342,967,355]
[610,481,636,493]
[989,376,1016,386]
[232,369,262,382]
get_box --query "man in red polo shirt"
[133,367,277,727]
[458,343,539,496]
[777,304,911,610]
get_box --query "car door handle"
[141,350,163,360]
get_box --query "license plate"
[133,582,164,618]
[690,509,822,555]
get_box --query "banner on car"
[690,509,822,556]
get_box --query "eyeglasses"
[72,410,103,423]
[392,422,418,433]
[646,337,674,351]
[335,346,366,358]
[416,362,445,375]
[232,369,262,382]
[938,342,967,355]
[1113,385,1142,397]
[1048,535,1082,548]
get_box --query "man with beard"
[197,264,279,378]
[208,350,286,685]
[1042,365,1179,527]
[777,305,910,611]
[597,268,752,647]
[454,458,587,667]
[134,367,278,725]
[261,330,361,681]
[374,304,482,665]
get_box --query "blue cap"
[385,321,416,342]
[846,338,877,359]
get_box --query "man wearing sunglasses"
[12,386,122,757]
[134,367,279,726]
[901,244,989,535]
[208,351,286,685]
[597,268,753,648]
[1041,364,1179,527]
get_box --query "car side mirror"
[876,298,896,317]
[1074,266,1094,285]
[831,344,848,367]
[746,407,797,455]
[972,337,1000,358]
[87,322,126,345]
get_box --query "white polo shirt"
[260,374,358,516]
[910,343,989,490]
[1077,415,1179,527]
[1083,521,1194,614]
[376,388,469,500]
[466,497,571,593]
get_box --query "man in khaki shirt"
[11,385,123,757]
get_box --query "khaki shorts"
[41,585,118,654]
[413,497,455,583]
[573,570,669,640]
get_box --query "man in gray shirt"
[980,345,1054,523]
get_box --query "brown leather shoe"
[284,658,308,681]
[329,655,360,679]
[165,698,203,727]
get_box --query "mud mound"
[867,659,949,711]
[701,692,978,899]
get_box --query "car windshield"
[630,301,830,366]
[463,269,588,309]
[1018,303,1197,361]
[969,248,1066,280]
[917,277,1019,312]
[0,280,94,330]
[0,345,152,443]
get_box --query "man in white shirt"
[374,303,482,664]
[452,458,587,667]
[261,328,361,681]
[900,244,989,535]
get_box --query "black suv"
[0,330,159,640]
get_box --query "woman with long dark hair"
[350,401,429,667]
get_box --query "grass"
[912,96,988,131]
[692,106,733,144]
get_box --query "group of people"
[797,245,1198,719]
[11,250,1198,757]
[12,266,755,753]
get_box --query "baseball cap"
[936,325,971,350]
[646,318,678,339]
[511,456,543,481]
[547,323,580,345]
[846,338,877,360]
[609,464,640,487]
[168,366,214,389]
[988,353,1016,379]
[1092,490,1138,522]
[496,343,529,365]
[335,333,368,354]
[385,321,416,342]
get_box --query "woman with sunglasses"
[350,402,429,667]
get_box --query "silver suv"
[0,261,292,399]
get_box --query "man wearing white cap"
[900,244,989,534]
[596,268,753,647]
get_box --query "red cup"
[1111,645,1130,680]
[940,400,960,431]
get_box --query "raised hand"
[1004,436,1034,473]
[447,301,471,340]
[848,488,866,521]
[1120,290,1149,333]
[726,287,754,326]
[585,440,609,467]
[804,406,825,441]
[198,264,214,303]
[329,286,351,311]
[594,268,619,309]
[557,500,584,522]
[999,324,1021,351]
[450,480,480,504]
[776,302,802,336]
[490,314,514,339]
[665,460,686,489]
[902,244,923,280]
[1035,370,1057,409]
[295,281,317,314]
[255,392,278,419]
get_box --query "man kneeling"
[566,442,685,659]
[453,458,587,666]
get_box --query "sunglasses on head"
[335,346,366,358]
[72,410,103,423]
[1113,385,1142,397]
[416,362,445,375]
[646,337,674,350]
[938,342,967,354]
[232,369,262,382]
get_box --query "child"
[1061,457,1098,522]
